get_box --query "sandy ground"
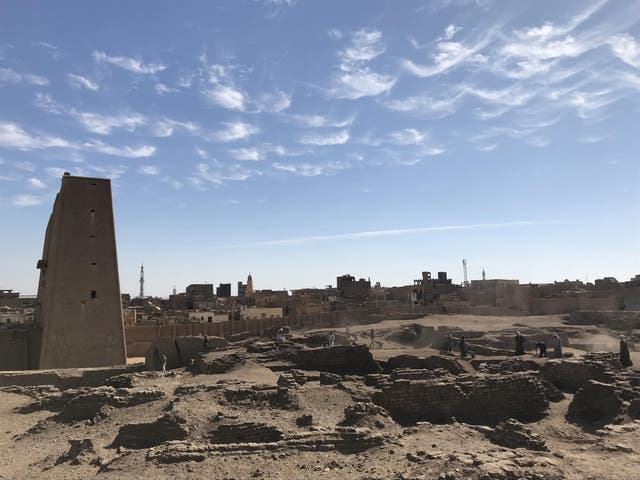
[1,313,638,480]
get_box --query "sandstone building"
[35,173,126,368]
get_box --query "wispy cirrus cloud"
[402,23,493,78]
[28,177,45,189]
[204,84,246,111]
[0,122,71,150]
[139,165,160,176]
[0,67,49,86]
[287,113,355,128]
[210,220,556,249]
[272,160,350,177]
[191,162,260,186]
[83,140,156,158]
[72,110,147,135]
[609,33,640,68]
[93,51,166,74]
[11,194,44,207]
[330,29,396,99]
[68,73,99,91]
[299,129,349,146]
[210,121,259,142]
[0,122,156,158]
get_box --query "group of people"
[321,324,379,349]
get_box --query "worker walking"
[553,333,563,358]
[620,335,633,367]
[515,331,526,356]
[459,336,467,358]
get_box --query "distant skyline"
[1,0,639,296]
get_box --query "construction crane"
[462,259,470,287]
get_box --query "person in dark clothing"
[515,331,526,356]
[443,334,454,354]
[620,335,633,367]
[459,336,467,358]
[535,341,547,357]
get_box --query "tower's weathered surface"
[35,174,126,368]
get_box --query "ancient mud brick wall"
[372,372,548,424]
[541,358,617,392]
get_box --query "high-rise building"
[35,174,126,368]
[216,283,231,298]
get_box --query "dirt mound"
[340,402,399,432]
[190,351,245,374]
[55,439,102,466]
[386,324,435,348]
[111,412,188,449]
[568,380,623,424]
[486,418,549,451]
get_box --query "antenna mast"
[139,263,145,298]
[462,259,469,287]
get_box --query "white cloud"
[33,92,64,114]
[13,160,35,172]
[341,29,385,63]
[193,162,259,185]
[72,110,147,135]
[609,34,640,68]
[255,90,291,113]
[11,194,43,207]
[155,83,177,95]
[139,165,160,175]
[331,68,396,99]
[578,134,609,143]
[229,147,262,161]
[328,29,343,40]
[444,24,461,40]
[83,140,156,158]
[195,147,209,159]
[92,51,166,74]
[204,85,246,111]
[211,221,553,249]
[68,73,99,91]
[299,129,349,146]
[152,118,200,137]
[330,29,396,99]
[288,114,354,128]
[0,67,49,86]
[28,177,45,189]
[88,164,127,179]
[402,37,491,77]
[567,89,617,118]
[0,122,70,150]
[210,122,259,142]
[388,128,425,145]
[385,88,466,116]
[273,161,349,177]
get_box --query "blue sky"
[1,0,639,297]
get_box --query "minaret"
[139,263,145,298]
[172,285,177,296]
[482,269,486,281]
[246,273,254,295]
